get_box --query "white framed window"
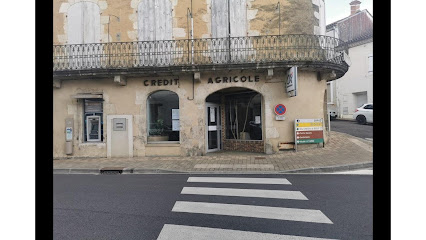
[326,82,333,104]
[368,54,373,74]
[83,99,103,142]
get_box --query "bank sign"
[286,66,298,97]
[294,119,324,145]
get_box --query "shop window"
[225,92,262,140]
[83,99,103,142]
[147,90,180,142]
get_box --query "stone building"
[53,0,349,158]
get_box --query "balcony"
[53,34,349,80]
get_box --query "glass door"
[206,103,221,152]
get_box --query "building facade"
[326,1,372,119]
[53,0,349,158]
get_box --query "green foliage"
[149,119,166,136]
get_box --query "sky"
[325,0,373,24]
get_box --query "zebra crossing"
[157,176,338,240]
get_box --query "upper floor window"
[211,0,247,38]
[368,54,373,73]
[67,2,101,44]
[138,0,172,41]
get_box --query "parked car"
[353,103,373,124]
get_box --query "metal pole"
[227,0,231,62]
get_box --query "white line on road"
[172,201,333,224]
[327,169,373,175]
[181,187,308,200]
[187,177,291,185]
[157,224,338,240]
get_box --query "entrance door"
[206,103,221,152]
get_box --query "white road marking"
[157,224,338,240]
[181,187,308,200]
[172,201,333,224]
[187,177,291,185]
[327,169,373,175]
[194,164,275,169]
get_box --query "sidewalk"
[53,131,373,174]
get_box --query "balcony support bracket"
[194,72,201,83]
[320,71,336,81]
[53,79,62,89]
[267,68,274,80]
[114,75,127,86]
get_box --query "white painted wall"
[67,2,101,44]
[331,42,373,118]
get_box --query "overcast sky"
[325,0,373,24]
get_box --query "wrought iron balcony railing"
[53,34,348,74]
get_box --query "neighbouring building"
[326,0,372,119]
[53,0,349,158]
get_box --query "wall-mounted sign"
[172,120,180,131]
[255,116,261,124]
[286,66,298,97]
[294,118,324,151]
[66,127,73,141]
[274,104,287,115]
[143,77,179,86]
[172,109,179,120]
[208,75,260,84]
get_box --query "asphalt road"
[54,173,372,240]
[330,119,373,140]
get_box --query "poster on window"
[172,109,179,120]
[210,108,215,122]
[172,120,180,131]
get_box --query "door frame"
[205,102,222,153]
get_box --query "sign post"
[294,118,324,152]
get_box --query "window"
[368,55,373,73]
[225,92,262,140]
[83,99,103,142]
[67,2,101,44]
[326,82,333,104]
[364,104,373,110]
[147,90,180,142]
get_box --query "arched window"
[147,90,180,142]
[67,2,100,44]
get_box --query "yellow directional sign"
[295,122,323,127]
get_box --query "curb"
[53,162,372,175]
[280,162,373,173]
